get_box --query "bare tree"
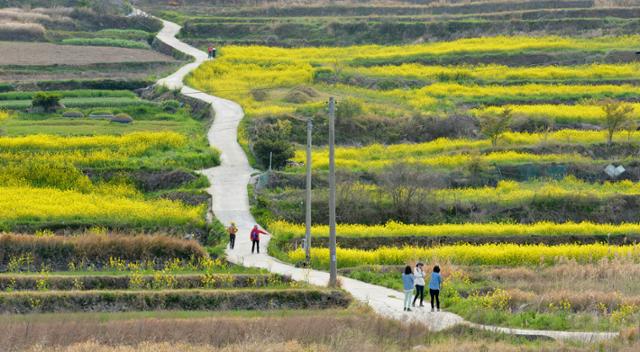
[602,99,634,145]
[479,108,512,148]
[379,164,444,222]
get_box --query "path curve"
[152,16,618,343]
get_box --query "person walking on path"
[211,47,217,58]
[227,222,238,249]
[207,45,213,59]
[402,265,414,312]
[250,225,269,254]
[413,262,425,307]
[429,265,442,312]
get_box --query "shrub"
[31,92,62,112]
[161,99,181,113]
[0,234,207,271]
[251,119,295,169]
[111,113,133,124]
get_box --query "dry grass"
[0,22,46,41]
[0,42,174,66]
[0,313,429,352]
[483,258,640,295]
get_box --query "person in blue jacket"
[429,265,442,312]
[401,265,414,312]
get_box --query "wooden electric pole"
[328,97,337,287]
[305,117,313,264]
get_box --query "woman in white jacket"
[412,262,426,307]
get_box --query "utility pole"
[328,97,337,287]
[305,117,313,264]
[268,151,273,172]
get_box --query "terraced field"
[177,0,640,335]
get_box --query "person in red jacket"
[250,225,269,254]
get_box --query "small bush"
[31,92,62,112]
[161,100,181,113]
[111,113,133,124]
[251,89,268,101]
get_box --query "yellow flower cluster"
[292,129,640,171]
[352,63,640,82]
[0,186,205,230]
[271,220,640,239]
[0,131,186,152]
[473,103,640,125]
[287,244,640,268]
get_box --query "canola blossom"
[271,220,640,239]
[473,103,640,125]
[0,186,205,230]
[351,63,640,82]
[187,36,640,116]
[291,129,640,172]
[287,244,640,268]
[0,131,185,152]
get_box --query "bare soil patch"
[0,41,175,66]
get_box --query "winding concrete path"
[152,17,618,343]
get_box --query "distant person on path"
[212,47,217,58]
[207,45,213,59]
[250,225,269,254]
[227,222,238,249]
[402,265,414,312]
[413,262,425,307]
[429,265,442,312]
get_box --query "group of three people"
[402,263,441,312]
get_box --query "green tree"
[602,99,635,145]
[252,119,295,169]
[31,92,62,113]
[480,107,512,147]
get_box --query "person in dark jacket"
[250,225,269,254]
[429,265,442,312]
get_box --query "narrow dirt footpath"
[153,17,618,342]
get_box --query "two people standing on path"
[402,263,442,312]
[226,223,269,254]
[207,45,217,59]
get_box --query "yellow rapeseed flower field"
[473,103,640,124]
[291,129,640,171]
[187,36,640,116]
[271,220,640,239]
[288,244,640,268]
[351,63,640,82]
[0,186,205,230]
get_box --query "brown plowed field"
[0,41,175,66]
